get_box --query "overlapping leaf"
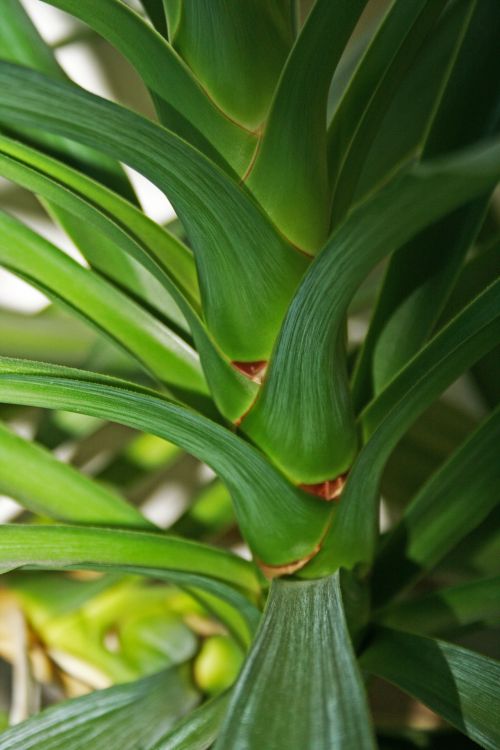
[243,140,500,484]
[0,62,307,362]
[0,420,152,528]
[0,210,206,395]
[304,279,500,576]
[0,525,258,594]
[41,0,255,172]
[362,628,500,750]
[0,134,257,418]
[246,0,366,251]
[215,573,375,749]
[352,0,500,407]
[329,0,446,225]
[0,667,198,750]
[372,406,500,604]
[0,358,331,566]
[171,0,292,128]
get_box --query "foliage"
[0,0,499,747]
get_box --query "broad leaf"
[0,667,197,750]
[0,62,307,362]
[243,141,500,484]
[0,420,151,528]
[362,627,500,750]
[246,0,367,251]
[214,572,376,749]
[304,280,500,576]
[0,358,331,567]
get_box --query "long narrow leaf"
[0,62,307,362]
[372,407,500,604]
[0,359,331,567]
[377,576,500,635]
[0,0,135,200]
[242,140,500,484]
[0,525,258,594]
[0,420,152,528]
[0,211,207,395]
[153,692,230,750]
[305,280,500,576]
[362,627,500,750]
[352,1,500,407]
[0,667,197,750]
[246,0,366,251]
[214,573,375,749]
[0,135,255,418]
[41,0,255,172]
[329,0,445,224]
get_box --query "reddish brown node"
[299,473,348,502]
[231,360,268,384]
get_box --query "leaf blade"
[362,628,500,750]
[0,667,197,750]
[214,572,376,750]
[0,358,331,567]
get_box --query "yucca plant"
[0,0,499,747]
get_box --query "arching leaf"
[0,420,152,529]
[242,140,500,484]
[0,62,307,362]
[0,358,331,567]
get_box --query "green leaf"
[0,134,257,419]
[440,236,500,409]
[376,576,500,635]
[0,420,152,528]
[0,307,96,365]
[41,0,255,172]
[381,399,477,507]
[153,692,230,750]
[154,572,261,649]
[0,210,207,395]
[0,358,331,567]
[0,134,197,300]
[242,140,500,484]
[329,0,446,225]
[214,572,376,750]
[0,61,307,363]
[0,0,136,200]
[0,524,258,594]
[372,407,500,605]
[361,627,500,750]
[304,280,500,576]
[352,0,500,407]
[0,667,198,750]
[140,0,168,37]
[246,0,367,251]
[171,1,292,128]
